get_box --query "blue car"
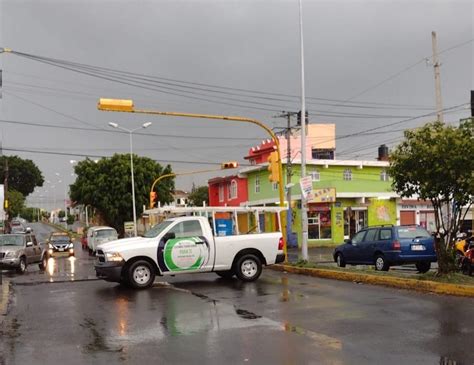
[333,225,437,273]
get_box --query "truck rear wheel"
[235,254,262,282]
[127,260,155,289]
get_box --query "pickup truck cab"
[95,215,284,289]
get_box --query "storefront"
[398,200,436,233]
[298,197,397,246]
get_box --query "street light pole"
[299,0,309,261]
[109,122,152,237]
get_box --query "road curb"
[0,279,11,324]
[270,264,474,298]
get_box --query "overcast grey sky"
[0,0,472,209]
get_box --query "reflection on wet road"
[0,223,473,364]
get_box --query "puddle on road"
[80,317,124,354]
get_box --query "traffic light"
[149,191,157,209]
[296,110,309,126]
[267,151,280,183]
[221,161,239,169]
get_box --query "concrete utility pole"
[299,0,309,260]
[431,31,444,123]
[273,111,298,247]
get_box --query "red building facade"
[208,175,248,207]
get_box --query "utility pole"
[299,0,309,261]
[431,31,444,123]
[274,111,298,248]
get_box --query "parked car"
[47,232,74,256]
[0,233,48,273]
[333,225,437,273]
[87,226,118,254]
[95,215,284,289]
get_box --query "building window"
[230,180,238,199]
[308,210,332,239]
[255,176,260,193]
[272,181,278,191]
[343,168,352,181]
[310,170,320,182]
[227,182,231,200]
[380,169,389,181]
[218,184,224,202]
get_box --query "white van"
[87,226,118,254]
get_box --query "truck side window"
[169,220,203,238]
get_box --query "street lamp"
[56,173,68,229]
[108,121,152,237]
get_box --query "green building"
[240,159,397,247]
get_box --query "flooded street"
[1,224,473,364]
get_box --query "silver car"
[0,234,48,274]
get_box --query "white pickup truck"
[95,215,285,289]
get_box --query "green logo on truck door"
[163,237,209,272]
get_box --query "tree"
[0,156,44,196]
[188,186,209,206]
[8,190,25,219]
[389,120,474,274]
[70,154,174,234]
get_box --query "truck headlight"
[5,251,20,258]
[105,252,124,262]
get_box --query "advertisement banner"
[299,176,314,201]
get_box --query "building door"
[400,211,416,225]
[344,209,368,239]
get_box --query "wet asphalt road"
[1,223,473,364]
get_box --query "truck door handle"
[195,241,204,245]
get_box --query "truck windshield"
[96,229,116,237]
[143,221,173,238]
[0,235,24,246]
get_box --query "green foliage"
[389,119,474,274]
[20,207,37,222]
[188,186,209,206]
[67,215,75,225]
[58,210,65,218]
[8,190,25,218]
[70,154,174,233]
[0,156,44,196]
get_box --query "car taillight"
[392,240,401,250]
[278,237,284,250]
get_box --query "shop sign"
[310,188,336,203]
[299,176,314,201]
[309,203,330,212]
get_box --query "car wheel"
[336,253,346,268]
[216,270,235,279]
[374,254,389,271]
[39,255,48,271]
[235,254,262,282]
[17,257,27,274]
[127,260,156,289]
[415,261,431,273]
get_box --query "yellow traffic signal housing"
[221,161,239,169]
[98,98,134,112]
[149,191,157,208]
[267,151,280,183]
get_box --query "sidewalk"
[287,247,335,264]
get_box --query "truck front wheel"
[235,254,262,282]
[127,260,155,289]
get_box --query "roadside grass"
[289,260,474,286]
